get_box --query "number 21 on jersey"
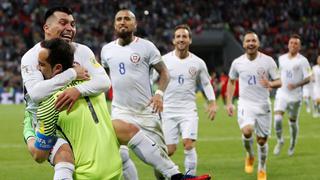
[247,75,257,85]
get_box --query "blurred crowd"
[1,0,320,96]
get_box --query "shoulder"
[298,54,309,63]
[137,37,157,49]
[73,42,93,53]
[101,40,116,51]
[278,53,287,60]
[189,52,207,66]
[259,52,275,63]
[232,54,244,65]
[162,51,174,60]
[21,43,41,64]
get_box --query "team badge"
[257,67,266,78]
[189,66,197,77]
[130,53,141,64]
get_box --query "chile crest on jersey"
[130,53,141,64]
[189,66,197,78]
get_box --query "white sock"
[120,146,138,180]
[289,120,298,148]
[257,143,268,171]
[242,135,254,157]
[184,148,197,175]
[274,114,283,142]
[128,130,179,178]
[54,162,74,180]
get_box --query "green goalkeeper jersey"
[36,81,122,180]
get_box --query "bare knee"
[256,137,267,146]
[53,143,74,165]
[242,125,253,138]
[167,144,177,156]
[112,119,139,145]
[183,139,195,150]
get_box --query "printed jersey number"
[286,70,293,79]
[119,63,126,75]
[247,75,257,85]
[178,74,184,85]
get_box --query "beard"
[115,30,132,39]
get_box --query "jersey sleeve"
[34,95,59,150]
[268,58,280,80]
[74,45,111,96]
[302,58,312,79]
[21,51,76,103]
[147,41,162,66]
[198,60,215,101]
[228,60,238,80]
[100,45,109,68]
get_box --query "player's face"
[38,48,54,79]
[114,10,137,38]
[173,28,191,51]
[243,33,260,55]
[43,11,76,43]
[288,38,301,55]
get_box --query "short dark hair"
[174,24,192,38]
[290,34,301,40]
[44,6,73,22]
[40,38,74,71]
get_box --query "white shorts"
[303,85,311,97]
[274,97,301,119]
[162,112,198,145]
[111,106,166,150]
[237,101,272,138]
[313,86,320,100]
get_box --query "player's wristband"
[155,90,164,97]
[34,131,57,150]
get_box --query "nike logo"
[152,143,156,146]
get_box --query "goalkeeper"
[33,38,122,179]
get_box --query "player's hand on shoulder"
[73,64,89,80]
[55,87,81,113]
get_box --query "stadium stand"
[0,0,319,103]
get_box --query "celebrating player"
[226,31,281,180]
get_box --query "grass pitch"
[0,96,319,180]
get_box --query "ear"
[43,24,49,32]
[52,64,63,76]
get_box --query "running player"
[226,31,281,180]
[273,34,312,156]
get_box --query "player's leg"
[180,114,198,176]
[255,110,271,180]
[50,139,75,180]
[241,124,255,174]
[119,145,138,180]
[237,104,255,174]
[287,101,301,156]
[162,114,179,157]
[273,97,286,155]
[112,119,180,179]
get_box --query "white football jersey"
[313,65,320,87]
[275,53,312,101]
[229,52,279,105]
[21,42,109,114]
[162,51,213,113]
[101,37,162,112]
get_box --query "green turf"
[0,96,319,180]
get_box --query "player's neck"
[118,36,135,46]
[246,52,258,61]
[175,49,189,59]
[288,52,298,59]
